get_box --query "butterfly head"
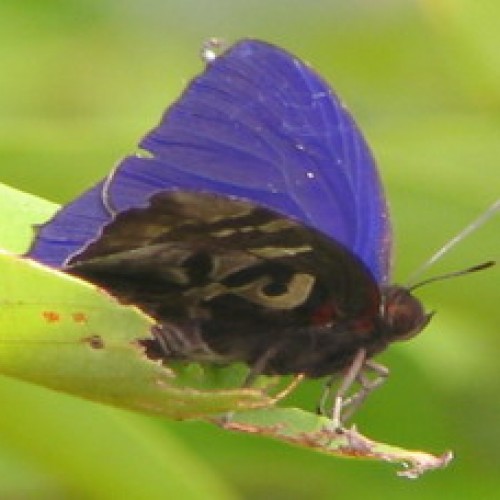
[381,286,433,342]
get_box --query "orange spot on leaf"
[42,311,60,323]
[72,312,88,323]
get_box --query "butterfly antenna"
[406,199,499,288]
[409,260,495,292]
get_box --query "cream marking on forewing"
[209,217,298,239]
[258,218,297,233]
[183,271,316,309]
[209,252,262,281]
[247,245,312,259]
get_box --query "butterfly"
[27,39,432,426]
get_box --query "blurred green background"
[1,0,499,498]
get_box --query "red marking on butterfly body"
[310,302,340,326]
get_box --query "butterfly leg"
[243,343,304,396]
[148,321,218,361]
[269,373,305,404]
[340,360,389,424]
[217,343,289,426]
[242,343,282,387]
[321,353,390,429]
[330,348,367,430]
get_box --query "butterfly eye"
[382,286,432,341]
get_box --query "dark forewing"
[68,192,381,376]
[28,39,391,284]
